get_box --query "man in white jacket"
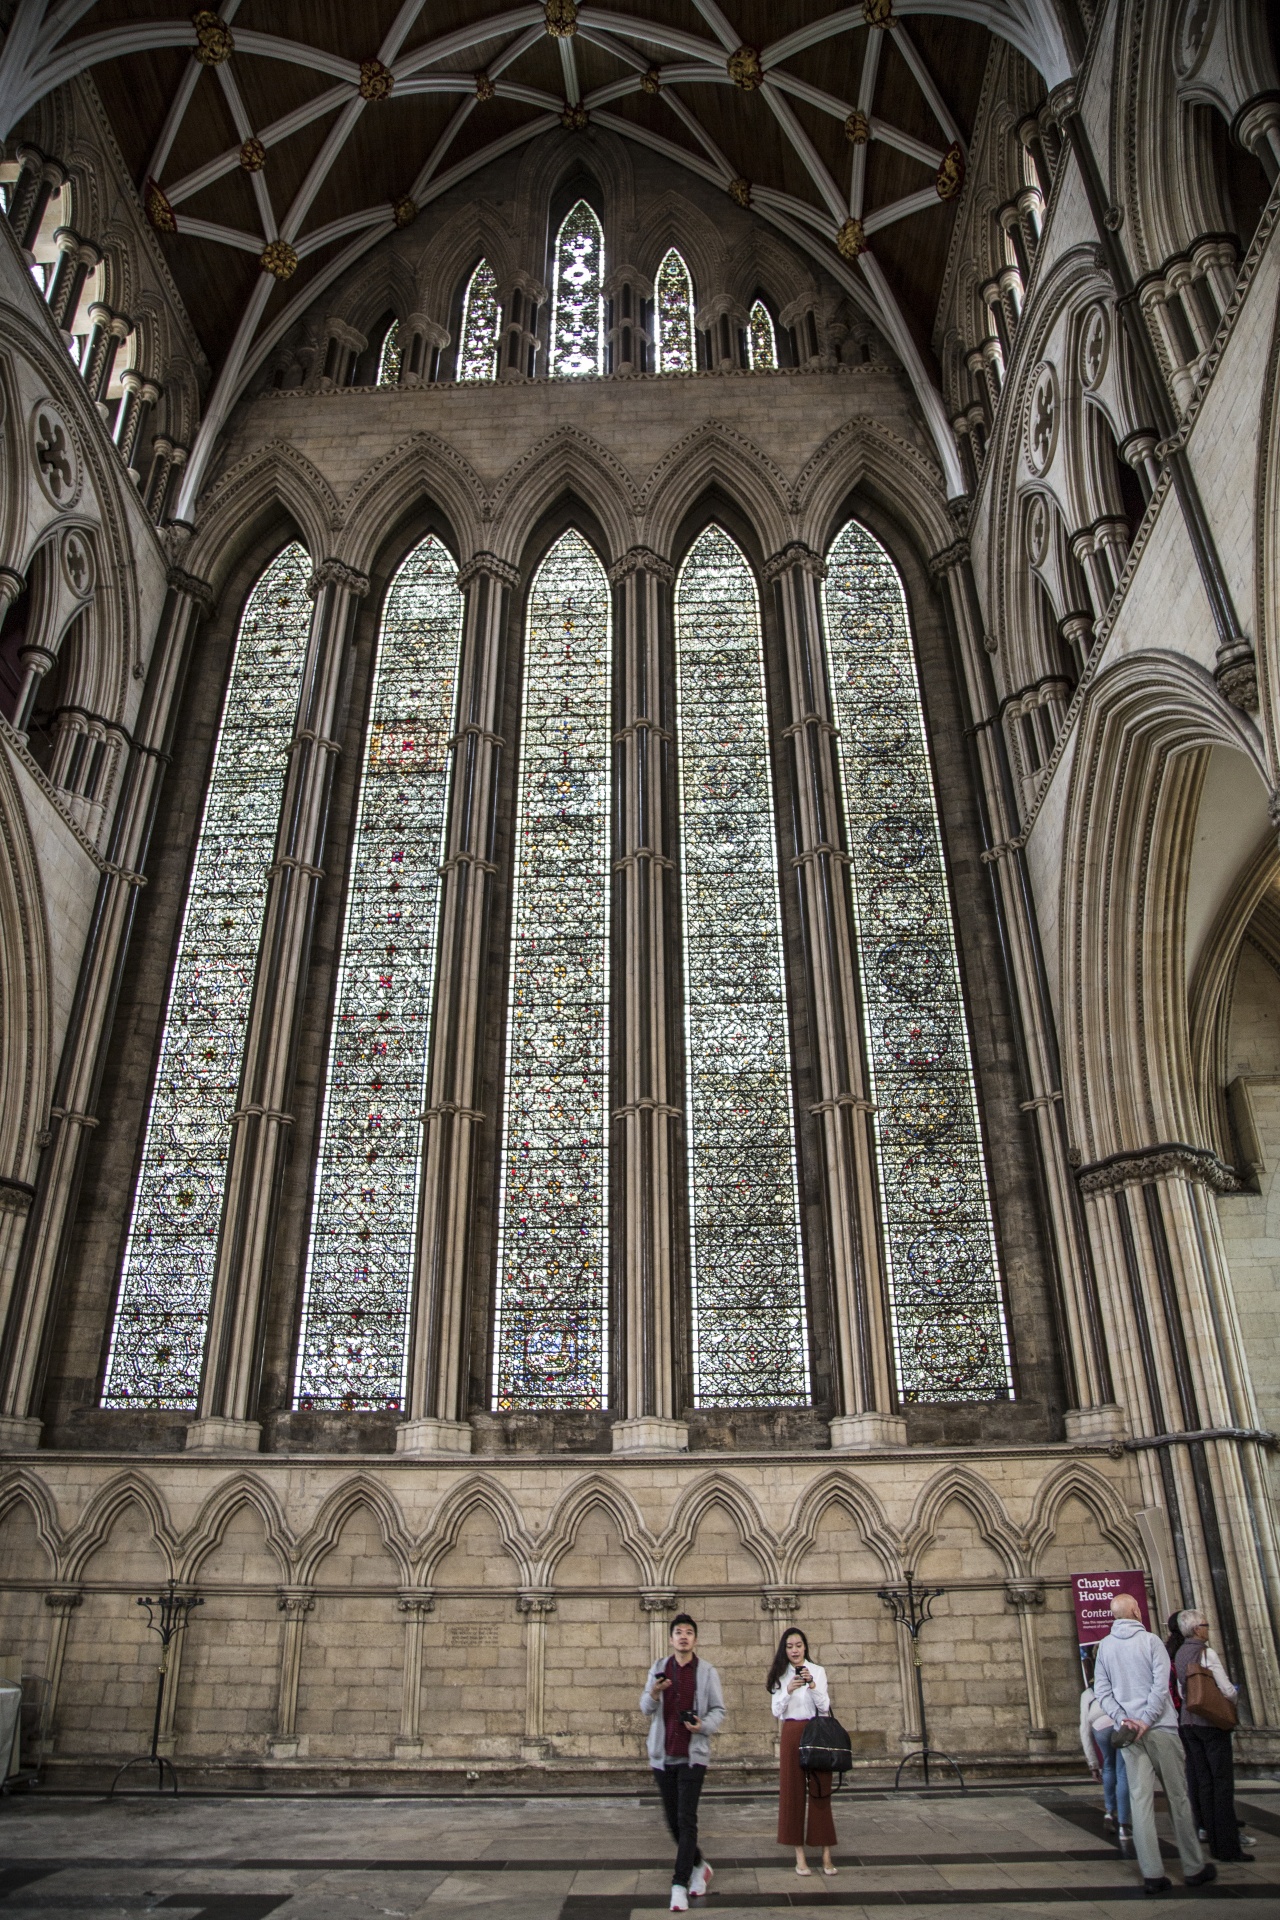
[1094,1594,1214,1897]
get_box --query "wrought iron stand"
[879,1568,965,1790]
[109,1582,203,1796]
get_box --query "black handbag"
[797,1711,854,1790]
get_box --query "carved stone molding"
[517,1590,557,1615]
[639,1589,679,1614]
[1004,1582,1045,1610]
[397,1589,435,1619]
[0,1175,35,1216]
[607,545,674,586]
[277,1588,316,1617]
[761,1589,801,1614]
[927,537,970,577]
[457,550,520,592]
[762,541,826,584]
[165,565,216,616]
[43,1588,83,1616]
[1076,1142,1244,1195]
[308,559,371,599]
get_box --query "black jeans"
[655,1762,706,1888]
[1182,1725,1242,1859]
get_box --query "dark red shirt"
[662,1654,698,1758]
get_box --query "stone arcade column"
[398,552,518,1457]
[764,542,903,1448]
[1004,1580,1055,1756]
[1078,1159,1280,1730]
[0,566,213,1450]
[609,548,687,1454]
[187,559,370,1453]
[395,1589,434,1757]
[518,1589,555,1758]
[927,538,1119,1439]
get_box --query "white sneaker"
[670,1888,689,1913]
[689,1860,713,1897]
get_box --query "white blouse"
[771,1660,831,1721]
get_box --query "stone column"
[271,1588,314,1758]
[608,547,687,1454]
[9,148,67,256]
[47,230,100,333]
[394,1589,434,1756]
[83,309,130,414]
[0,566,213,1450]
[189,558,369,1453]
[399,552,517,1456]
[155,1593,199,1756]
[640,1588,678,1663]
[765,542,903,1448]
[928,538,1117,1435]
[518,1590,555,1756]
[39,1587,82,1754]
[1005,1581,1055,1755]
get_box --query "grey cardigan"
[640,1655,727,1769]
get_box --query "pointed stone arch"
[640,421,792,558]
[337,432,486,576]
[0,745,51,1194]
[489,426,638,565]
[416,1474,535,1588]
[186,440,338,586]
[532,1474,659,1587]
[793,416,952,560]
[295,1474,413,1587]
[1023,1461,1144,1574]
[61,1469,177,1582]
[0,1466,63,1571]
[177,1473,295,1585]
[656,1472,779,1587]
[901,1465,1024,1578]
[779,1470,900,1585]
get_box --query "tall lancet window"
[294,537,464,1411]
[655,247,695,372]
[102,545,311,1407]
[377,321,400,386]
[457,260,501,381]
[550,199,605,377]
[747,299,777,369]
[823,519,1012,1402]
[675,527,809,1406]
[493,532,611,1409]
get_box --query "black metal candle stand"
[878,1567,966,1790]
[108,1581,204,1796]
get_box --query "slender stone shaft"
[190,559,369,1451]
[399,553,517,1454]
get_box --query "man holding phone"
[641,1614,727,1911]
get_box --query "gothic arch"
[794,417,953,560]
[295,1475,413,1586]
[510,125,639,261]
[1059,651,1267,1160]
[186,441,337,585]
[1254,281,1280,771]
[1023,1461,1145,1572]
[0,1467,63,1567]
[337,433,486,574]
[780,1471,900,1584]
[488,426,638,565]
[0,748,51,1185]
[412,198,522,336]
[630,191,726,305]
[900,1465,1024,1577]
[177,1474,295,1584]
[656,1473,779,1587]
[1187,834,1280,1160]
[60,1469,176,1582]
[416,1475,535,1587]
[532,1475,658,1587]
[640,422,792,558]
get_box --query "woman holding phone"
[768,1627,837,1875]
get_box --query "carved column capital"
[397,1588,436,1618]
[928,537,971,579]
[760,1589,801,1614]
[762,541,826,584]
[277,1587,316,1616]
[457,550,520,592]
[1004,1581,1046,1610]
[607,545,674,586]
[638,1588,678,1613]
[308,558,371,599]
[517,1589,557,1615]
[44,1587,83,1615]
[165,566,215,616]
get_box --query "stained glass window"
[102,545,312,1408]
[493,532,611,1408]
[675,526,809,1406]
[823,519,1012,1402]
[747,299,777,370]
[294,537,464,1412]
[655,247,695,373]
[457,260,501,381]
[550,199,605,378]
[377,320,400,387]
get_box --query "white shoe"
[670,1888,689,1913]
[689,1860,713,1897]
[1198,1828,1209,1842]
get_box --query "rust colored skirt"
[777,1717,838,1848]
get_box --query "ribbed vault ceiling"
[0,1,1073,507]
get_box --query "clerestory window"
[550,200,605,377]
[655,248,696,374]
[747,299,777,369]
[376,320,400,387]
[457,261,502,381]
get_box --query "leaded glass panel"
[747,299,777,369]
[675,526,809,1407]
[294,536,464,1411]
[550,200,605,378]
[493,531,611,1408]
[823,519,1012,1402]
[457,260,501,381]
[656,247,695,373]
[102,544,311,1408]
[377,320,400,387]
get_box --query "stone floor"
[1,1781,1279,1918]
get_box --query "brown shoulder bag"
[1184,1654,1238,1731]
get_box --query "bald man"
[1094,1594,1213,1896]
